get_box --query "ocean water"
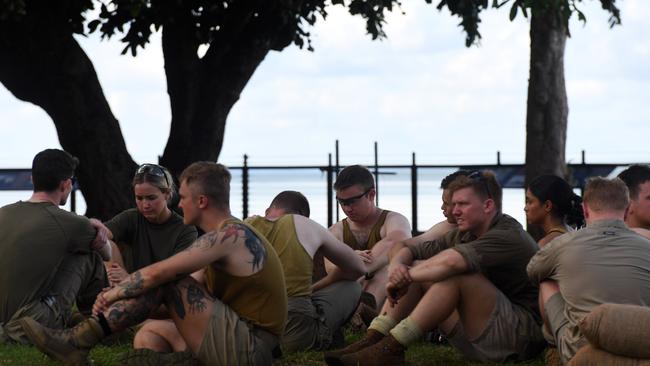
[0,167,528,230]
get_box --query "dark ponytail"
[528,175,585,229]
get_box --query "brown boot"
[19,316,104,366]
[339,334,405,366]
[324,329,385,366]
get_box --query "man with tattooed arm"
[20,162,288,366]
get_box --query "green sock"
[368,314,397,335]
[389,317,423,347]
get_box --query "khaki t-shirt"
[527,219,650,362]
[106,208,197,272]
[410,213,540,320]
[0,201,96,322]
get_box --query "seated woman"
[102,164,198,285]
[525,174,584,246]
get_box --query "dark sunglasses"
[468,171,492,199]
[336,189,372,206]
[136,164,169,187]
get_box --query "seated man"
[0,149,110,344]
[20,162,288,366]
[326,170,545,366]
[527,177,650,364]
[328,165,412,310]
[134,190,366,354]
[618,165,650,237]
[247,190,367,352]
[401,170,470,247]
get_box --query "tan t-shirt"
[342,210,389,250]
[0,201,96,322]
[527,219,650,362]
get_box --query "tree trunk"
[0,10,136,219]
[524,6,568,238]
[159,1,291,180]
[525,6,569,186]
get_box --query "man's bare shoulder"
[329,220,344,239]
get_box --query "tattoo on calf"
[120,271,144,297]
[186,284,209,314]
[106,290,160,328]
[163,283,186,319]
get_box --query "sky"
[1,0,649,168]
[0,1,648,224]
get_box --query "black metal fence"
[1,148,640,233]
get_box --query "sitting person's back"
[528,177,650,364]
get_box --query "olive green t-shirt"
[410,213,540,321]
[247,215,313,297]
[0,201,96,322]
[204,218,288,337]
[105,208,197,272]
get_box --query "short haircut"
[133,164,176,201]
[583,177,629,212]
[528,174,584,228]
[179,162,230,210]
[31,149,79,192]
[440,170,470,189]
[447,170,503,211]
[334,165,375,191]
[270,190,310,218]
[617,165,650,200]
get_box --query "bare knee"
[134,326,172,353]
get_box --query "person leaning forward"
[328,165,412,311]
[0,149,111,344]
[325,170,545,366]
[247,190,367,352]
[527,177,650,364]
[19,162,287,366]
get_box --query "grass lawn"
[0,341,546,366]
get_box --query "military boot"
[324,329,385,366]
[19,316,104,366]
[339,334,405,366]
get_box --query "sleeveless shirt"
[342,210,389,250]
[247,215,313,297]
[204,218,287,336]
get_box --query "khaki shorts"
[544,292,587,364]
[444,289,545,362]
[282,281,361,352]
[197,298,278,366]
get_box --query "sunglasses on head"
[336,188,372,206]
[468,171,492,199]
[136,164,169,187]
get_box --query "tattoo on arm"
[186,284,211,314]
[242,226,266,271]
[119,271,144,298]
[106,290,160,329]
[162,283,186,319]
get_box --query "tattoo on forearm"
[120,271,144,297]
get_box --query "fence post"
[411,152,418,234]
[374,141,379,206]
[71,187,76,213]
[335,140,340,222]
[327,154,333,227]
[242,154,249,219]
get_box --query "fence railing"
[1,150,640,233]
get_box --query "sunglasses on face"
[136,164,170,187]
[336,189,372,206]
[468,171,492,199]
